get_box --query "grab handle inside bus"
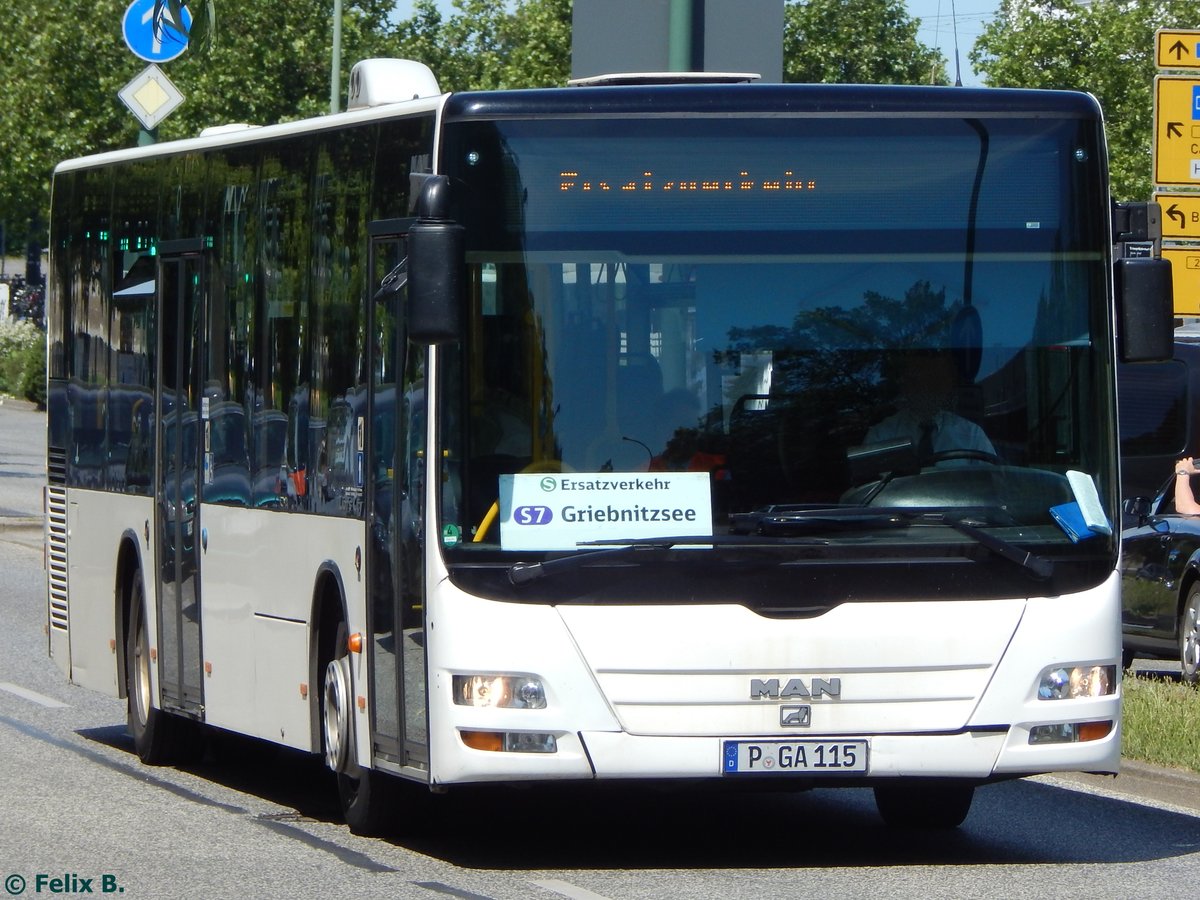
[409,175,465,343]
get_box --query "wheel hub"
[323,656,352,772]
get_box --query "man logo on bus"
[750,677,842,700]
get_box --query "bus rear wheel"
[126,574,195,765]
[873,781,975,829]
[321,620,396,835]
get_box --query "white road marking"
[531,879,614,900]
[0,682,69,708]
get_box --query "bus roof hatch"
[348,58,441,109]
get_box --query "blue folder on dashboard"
[1049,501,1100,543]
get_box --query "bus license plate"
[722,740,868,774]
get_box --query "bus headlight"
[453,674,547,709]
[1037,664,1114,700]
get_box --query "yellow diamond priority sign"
[118,64,184,130]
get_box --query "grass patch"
[1122,673,1200,773]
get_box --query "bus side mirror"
[1115,257,1172,363]
[409,175,464,344]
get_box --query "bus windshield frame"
[434,91,1117,607]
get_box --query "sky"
[389,0,1001,88]
[906,0,999,86]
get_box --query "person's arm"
[1175,457,1200,515]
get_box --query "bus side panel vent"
[46,486,69,633]
[47,446,67,486]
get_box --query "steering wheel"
[473,459,574,543]
[928,449,1001,465]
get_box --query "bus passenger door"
[367,223,428,770]
[155,243,206,716]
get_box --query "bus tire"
[126,574,193,765]
[873,781,974,829]
[322,620,396,835]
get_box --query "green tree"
[388,0,571,92]
[784,0,948,85]
[167,0,398,126]
[0,3,125,250]
[971,0,1200,200]
[0,320,46,405]
[0,0,399,252]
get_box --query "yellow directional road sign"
[1158,29,1200,70]
[1154,77,1200,186]
[1154,192,1200,239]
[1162,246,1200,315]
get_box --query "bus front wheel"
[873,781,974,829]
[321,620,396,835]
[126,574,194,765]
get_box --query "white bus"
[46,59,1171,834]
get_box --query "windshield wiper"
[732,505,908,536]
[505,509,1053,584]
[882,509,1053,580]
[934,514,1054,580]
[507,540,678,585]
[740,505,1054,580]
[505,534,829,585]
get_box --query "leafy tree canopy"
[784,0,948,85]
[0,0,398,246]
[388,0,571,92]
[971,0,1200,199]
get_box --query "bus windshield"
[437,107,1116,603]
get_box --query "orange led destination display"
[558,169,818,194]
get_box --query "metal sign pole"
[330,0,343,114]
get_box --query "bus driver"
[865,350,995,465]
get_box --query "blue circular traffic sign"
[123,0,192,63]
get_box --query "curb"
[0,517,43,550]
[0,396,39,412]
[0,516,41,530]
[1121,757,1200,786]
[1050,757,1200,815]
